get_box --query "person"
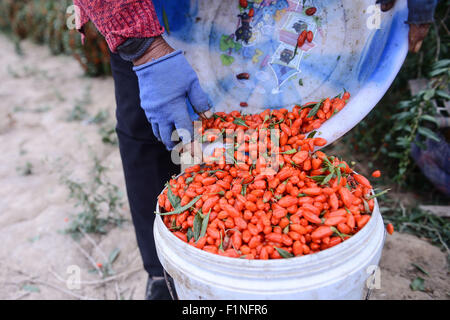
[377,0,438,53]
[73,0,211,300]
[72,0,437,300]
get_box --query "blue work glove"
[133,50,211,150]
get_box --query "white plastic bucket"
[154,198,385,300]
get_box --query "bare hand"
[378,0,431,53]
[408,24,431,53]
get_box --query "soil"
[0,34,448,300]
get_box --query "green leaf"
[363,199,370,213]
[298,105,308,114]
[432,59,450,69]
[208,169,224,176]
[167,184,181,209]
[333,92,342,99]
[397,101,413,109]
[420,115,439,126]
[107,248,120,265]
[199,210,211,241]
[388,151,403,159]
[336,167,342,185]
[322,156,333,167]
[307,175,326,182]
[274,247,294,258]
[396,136,412,148]
[307,131,317,139]
[226,147,238,164]
[213,114,226,122]
[330,226,352,240]
[156,196,201,215]
[306,100,324,118]
[392,111,414,121]
[321,172,334,185]
[169,218,179,230]
[185,177,194,184]
[280,149,297,155]
[193,212,203,242]
[22,284,40,293]
[218,231,224,252]
[28,235,40,243]
[436,90,450,100]
[187,227,194,242]
[233,118,249,128]
[429,67,448,77]
[297,193,307,197]
[412,263,430,276]
[417,127,440,142]
[410,277,425,291]
[423,89,435,101]
[367,189,391,200]
[283,225,290,234]
[241,184,248,196]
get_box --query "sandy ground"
[0,34,147,300]
[0,34,448,300]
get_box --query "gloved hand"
[376,0,437,53]
[133,50,211,150]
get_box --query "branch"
[72,239,103,277]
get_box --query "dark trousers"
[109,51,180,277]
